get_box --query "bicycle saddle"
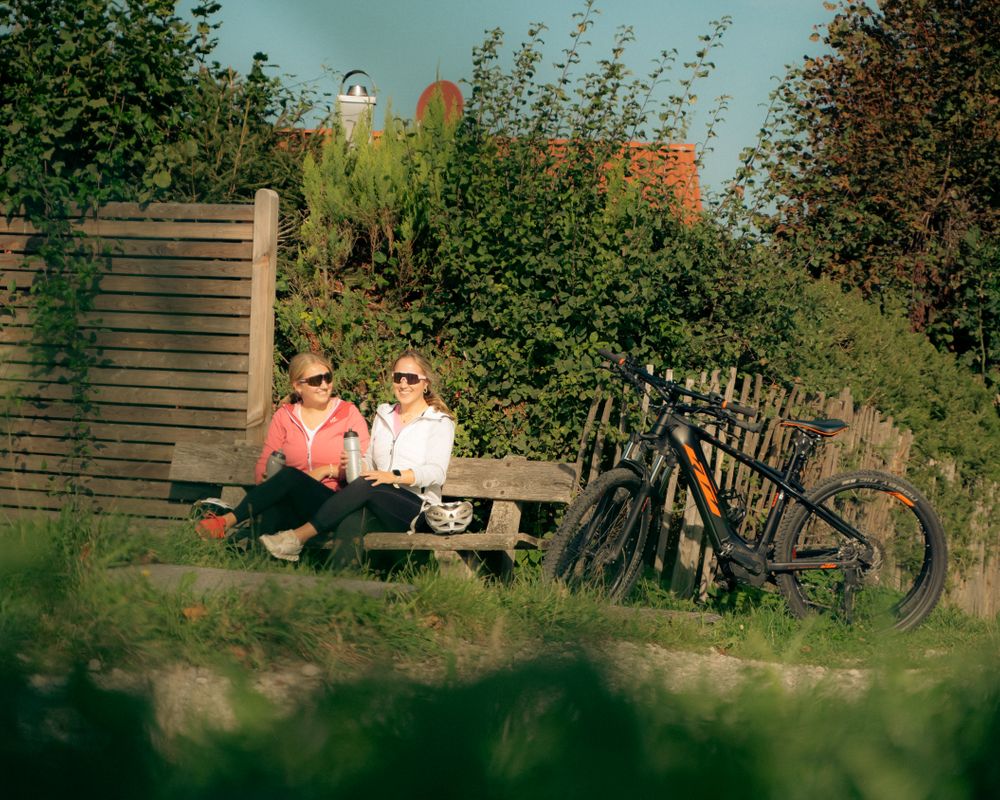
[779,418,849,436]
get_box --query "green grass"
[2,511,999,796]
[2,510,996,675]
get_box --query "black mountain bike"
[543,350,947,631]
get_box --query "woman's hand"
[308,464,339,482]
[363,469,408,487]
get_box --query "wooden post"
[246,188,279,444]
[573,389,603,490]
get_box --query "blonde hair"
[281,352,333,405]
[395,349,453,418]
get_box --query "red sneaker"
[195,513,228,540]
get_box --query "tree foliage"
[0,0,316,475]
[756,0,999,383]
[0,0,201,213]
[284,4,797,459]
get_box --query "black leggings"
[233,466,424,537]
[309,475,424,534]
[232,466,334,536]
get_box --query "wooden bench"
[168,441,578,578]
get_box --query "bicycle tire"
[543,467,652,601]
[773,470,947,631]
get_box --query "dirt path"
[69,641,876,740]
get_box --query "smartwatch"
[391,469,401,488]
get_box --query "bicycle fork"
[598,450,673,566]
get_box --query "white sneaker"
[259,530,303,562]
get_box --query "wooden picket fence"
[576,365,999,618]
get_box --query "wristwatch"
[391,469,401,489]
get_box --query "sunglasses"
[298,371,333,387]
[392,372,427,385]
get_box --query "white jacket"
[366,403,456,505]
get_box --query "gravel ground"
[53,641,875,739]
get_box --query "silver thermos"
[343,429,362,483]
[264,449,286,479]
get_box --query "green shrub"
[282,8,797,459]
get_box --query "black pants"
[309,476,424,535]
[233,466,423,537]
[232,466,335,536]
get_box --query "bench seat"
[169,440,575,577]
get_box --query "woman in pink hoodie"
[196,352,370,539]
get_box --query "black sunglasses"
[298,371,333,387]
[392,372,426,385]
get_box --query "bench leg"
[433,550,516,581]
[433,551,478,579]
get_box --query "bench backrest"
[169,441,578,504]
[0,190,278,523]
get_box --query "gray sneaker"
[259,530,303,562]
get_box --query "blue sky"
[179,0,832,196]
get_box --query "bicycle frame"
[613,404,875,583]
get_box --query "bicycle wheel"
[543,467,652,601]
[774,470,947,631]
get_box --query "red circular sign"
[416,80,464,123]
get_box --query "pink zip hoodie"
[254,399,370,490]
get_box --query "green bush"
[773,279,1000,484]
[282,9,797,459]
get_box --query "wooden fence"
[0,189,278,524]
[576,366,999,618]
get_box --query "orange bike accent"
[889,491,915,507]
[682,443,722,517]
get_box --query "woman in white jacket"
[259,350,456,562]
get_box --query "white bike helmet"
[424,501,474,534]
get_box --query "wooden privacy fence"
[0,189,278,524]
[576,366,999,618]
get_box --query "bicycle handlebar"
[598,348,763,432]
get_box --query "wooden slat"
[89,294,250,316]
[363,532,547,551]
[1,452,170,480]
[2,436,172,462]
[78,311,249,335]
[1,255,253,277]
[0,471,185,498]
[0,417,242,446]
[1,381,248,411]
[0,217,254,241]
[0,294,251,316]
[94,201,256,221]
[0,345,250,373]
[0,505,63,523]
[4,201,256,222]
[0,328,250,353]
[0,234,252,260]
[6,308,249,334]
[1,270,253,298]
[573,389,602,487]
[0,487,195,518]
[1,363,248,391]
[7,402,248,428]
